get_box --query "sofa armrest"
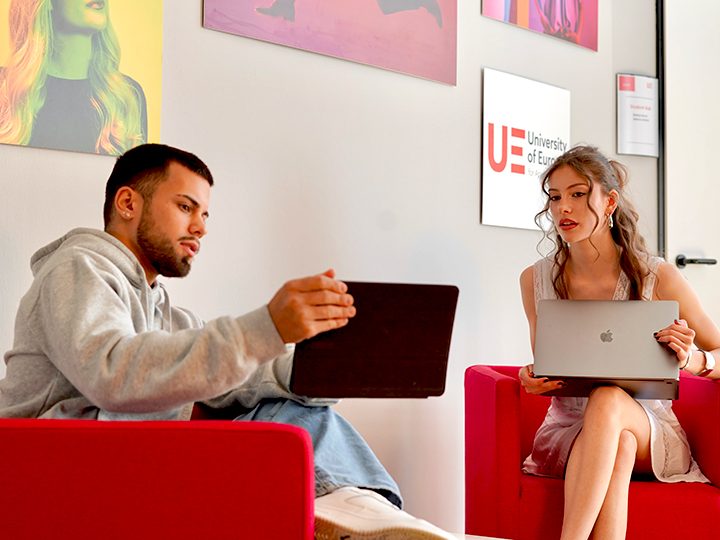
[674,374,720,486]
[465,365,522,537]
[0,419,314,540]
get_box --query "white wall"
[0,0,657,532]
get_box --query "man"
[0,144,452,539]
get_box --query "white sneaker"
[314,486,455,540]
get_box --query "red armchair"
[0,418,314,540]
[465,365,720,539]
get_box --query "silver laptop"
[534,299,680,399]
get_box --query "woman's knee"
[586,386,630,418]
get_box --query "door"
[664,0,720,323]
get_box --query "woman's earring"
[608,213,614,229]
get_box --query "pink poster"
[203,0,457,85]
[483,0,598,52]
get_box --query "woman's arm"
[520,266,537,350]
[654,262,720,379]
[518,265,565,393]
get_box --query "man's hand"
[268,269,356,343]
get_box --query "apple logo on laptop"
[600,330,614,343]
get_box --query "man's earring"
[123,212,132,219]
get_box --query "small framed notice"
[617,74,659,157]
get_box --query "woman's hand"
[654,319,695,367]
[518,364,565,395]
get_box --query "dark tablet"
[290,281,459,398]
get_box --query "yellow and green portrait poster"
[0,0,162,156]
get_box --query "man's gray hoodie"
[0,228,327,420]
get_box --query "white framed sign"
[617,74,659,157]
[481,68,571,230]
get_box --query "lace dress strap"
[533,257,557,307]
[641,256,664,301]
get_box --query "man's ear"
[114,187,141,221]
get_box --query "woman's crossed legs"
[562,386,653,540]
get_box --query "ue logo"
[487,123,525,175]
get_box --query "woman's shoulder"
[645,256,678,281]
[121,73,144,91]
[653,259,685,286]
[120,73,140,87]
[520,264,534,288]
[645,254,665,268]
[520,258,550,282]
[646,257,693,301]
[521,257,557,304]
[532,256,555,274]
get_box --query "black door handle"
[675,254,718,268]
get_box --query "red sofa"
[0,418,314,539]
[465,364,720,539]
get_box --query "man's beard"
[137,210,192,278]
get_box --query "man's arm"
[201,350,338,410]
[29,256,287,413]
[29,261,354,414]
[202,269,355,409]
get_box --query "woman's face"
[52,0,109,33]
[547,165,613,244]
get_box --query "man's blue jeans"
[235,398,402,506]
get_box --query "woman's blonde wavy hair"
[0,0,144,155]
[535,145,652,300]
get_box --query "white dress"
[522,256,709,483]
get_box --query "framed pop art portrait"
[0,0,162,156]
[483,0,598,51]
[203,0,457,85]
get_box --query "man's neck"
[105,227,158,286]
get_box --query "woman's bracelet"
[680,350,693,370]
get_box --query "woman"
[0,0,146,155]
[519,145,720,539]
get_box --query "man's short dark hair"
[103,144,214,227]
